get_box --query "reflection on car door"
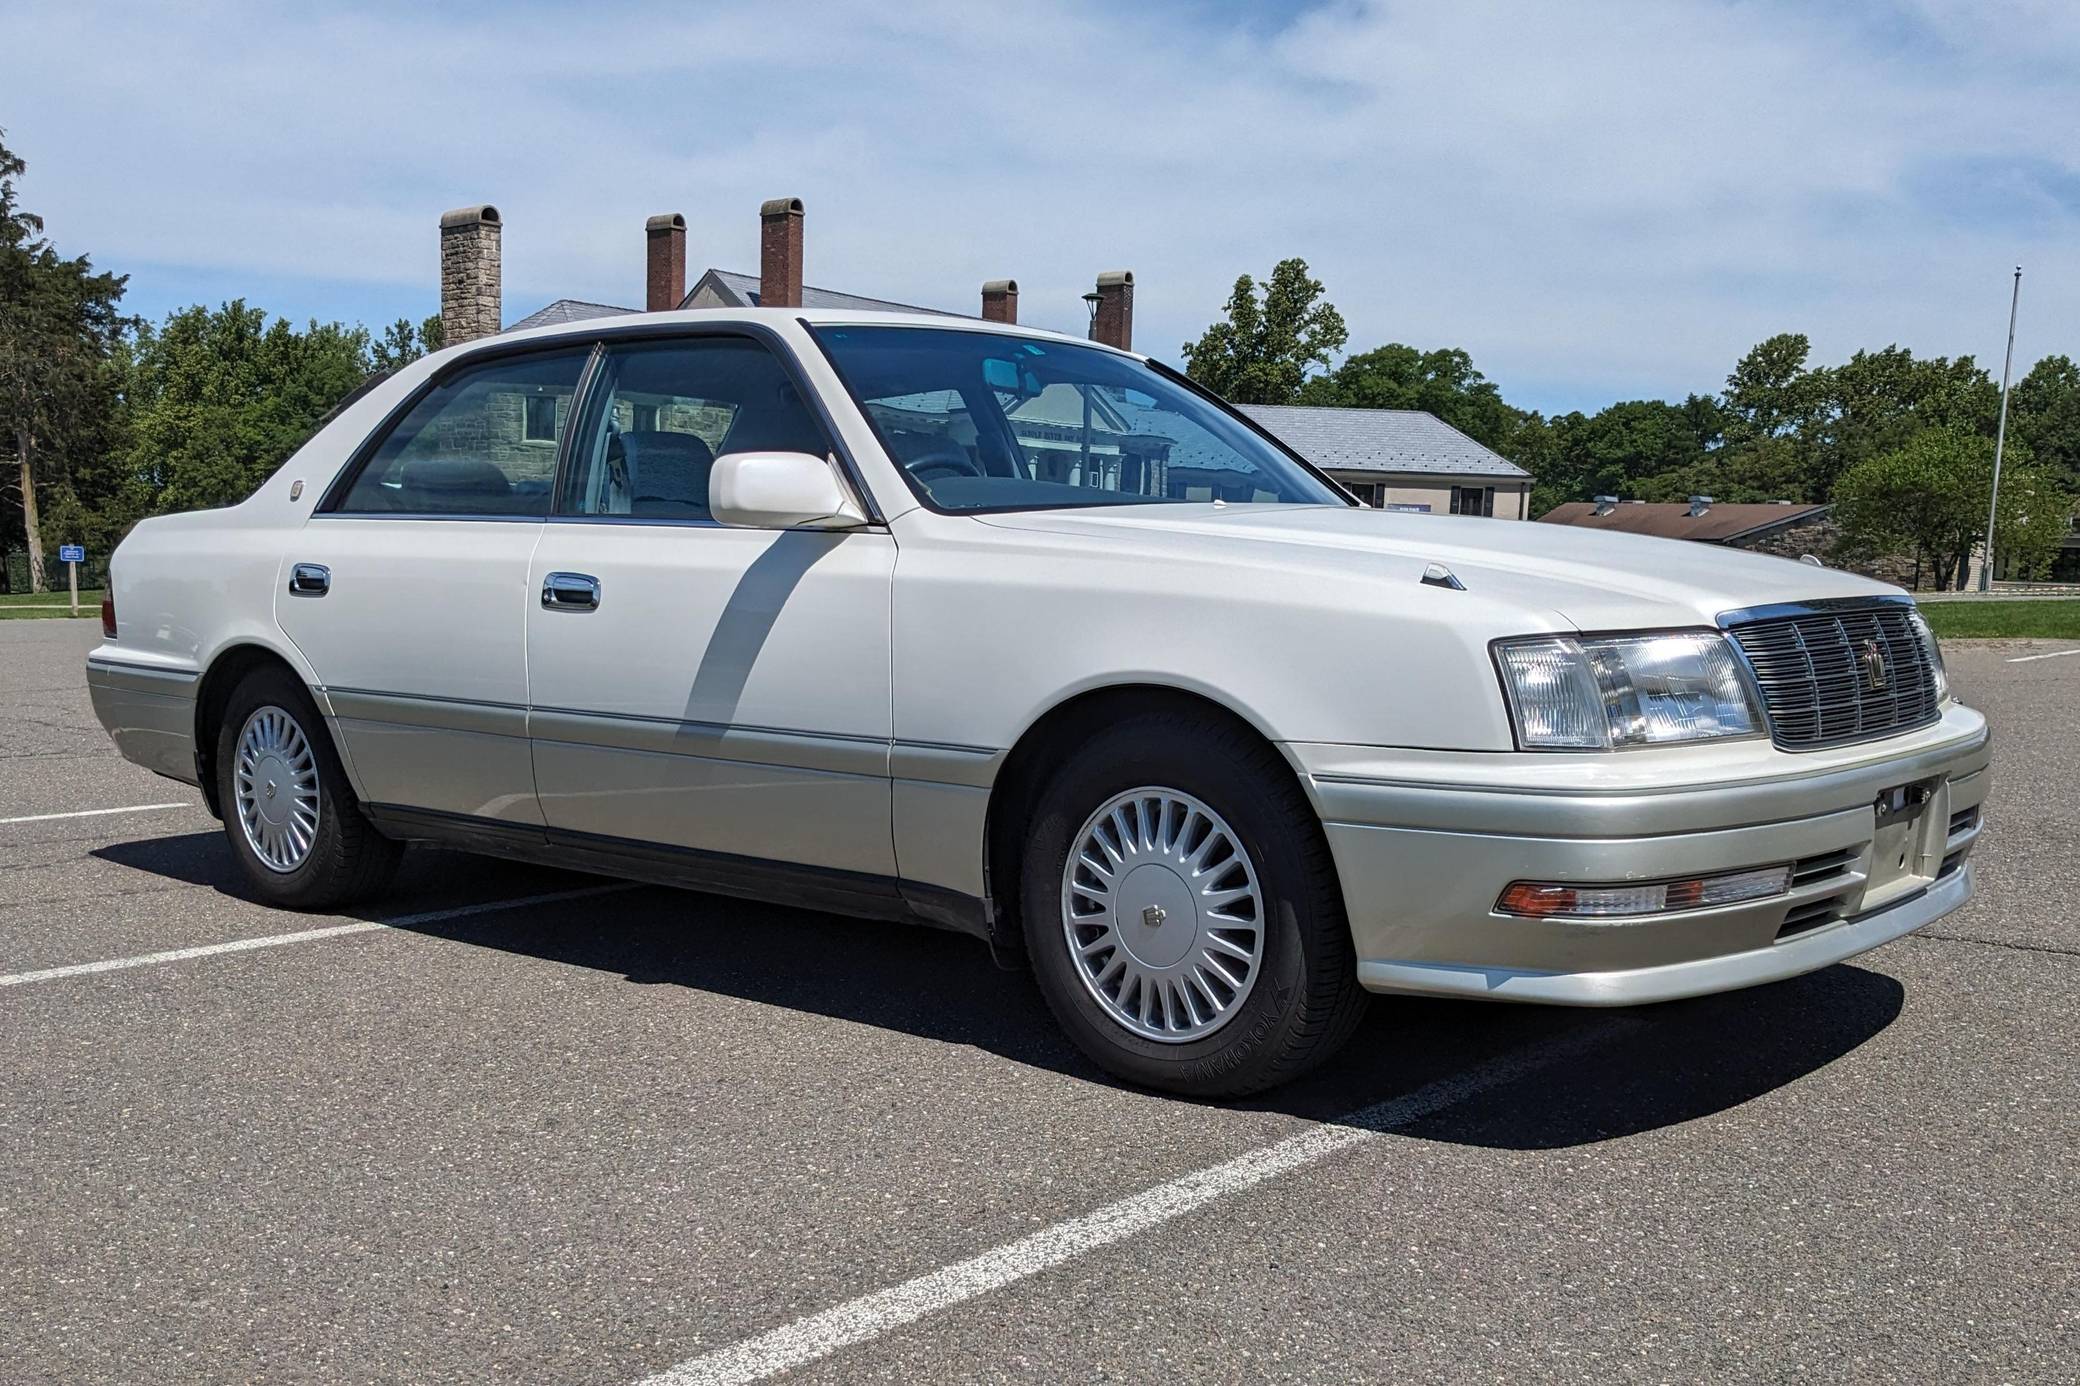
[276,346,592,824]
[522,333,898,876]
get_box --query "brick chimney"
[439,205,502,344]
[646,213,686,312]
[981,279,1018,324]
[1091,270,1133,350]
[759,196,804,308]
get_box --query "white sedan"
[87,309,1990,1095]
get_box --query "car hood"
[975,503,1897,632]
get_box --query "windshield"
[810,325,1346,512]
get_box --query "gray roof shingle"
[688,269,960,316]
[505,298,640,332]
[1236,404,1528,479]
[508,270,965,335]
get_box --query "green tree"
[1811,345,1997,499]
[1722,333,1821,442]
[125,302,373,515]
[1531,399,1718,511]
[1298,343,1518,449]
[1833,429,2069,589]
[2010,354,2080,488]
[369,314,444,373]
[0,131,131,590]
[1631,436,1810,506]
[1180,258,1347,404]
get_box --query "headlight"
[1907,607,1949,703]
[1494,631,1763,750]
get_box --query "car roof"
[487,306,1138,360]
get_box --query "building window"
[523,393,561,442]
[1344,482,1383,507]
[1451,485,1495,517]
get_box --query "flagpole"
[1978,266,2022,592]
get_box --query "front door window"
[557,337,831,522]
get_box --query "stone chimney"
[646,213,686,312]
[439,205,502,344]
[1091,270,1134,350]
[1593,495,1619,516]
[759,196,804,308]
[1687,494,1714,518]
[981,279,1018,324]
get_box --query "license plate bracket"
[1866,779,1936,903]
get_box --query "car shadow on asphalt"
[97,833,1906,1150]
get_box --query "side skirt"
[362,804,994,943]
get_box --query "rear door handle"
[541,572,601,611]
[288,563,330,597]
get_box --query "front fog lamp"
[1494,631,1761,749]
[1497,864,1792,919]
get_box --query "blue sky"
[4,0,2076,415]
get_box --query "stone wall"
[406,388,562,487]
[1731,513,1943,590]
[610,397,734,453]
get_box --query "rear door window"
[332,348,592,516]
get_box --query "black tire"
[214,665,402,909]
[1020,710,1368,1097]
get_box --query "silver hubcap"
[1061,786,1266,1044]
[234,705,320,873]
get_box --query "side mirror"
[709,451,868,531]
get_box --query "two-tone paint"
[89,307,1989,1001]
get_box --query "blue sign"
[1384,503,1433,514]
[58,544,85,564]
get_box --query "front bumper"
[1299,703,1990,1006]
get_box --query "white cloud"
[3,0,2075,410]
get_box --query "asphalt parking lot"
[2,619,2074,1384]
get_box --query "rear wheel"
[1020,711,1368,1097]
[215,666,402,909]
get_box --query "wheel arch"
[981,682,1319,965]
[192,641,349,819]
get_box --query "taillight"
[100,592,117,639]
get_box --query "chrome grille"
[1726,602,1941,750]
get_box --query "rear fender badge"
[289,479,304,501]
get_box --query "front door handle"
[288,563,330,597]
[541,572,601,611]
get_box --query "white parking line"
[636,1021,1631,1386]
[0,802,193,826]
[0,883,637,988]
[2006,648,2080,663]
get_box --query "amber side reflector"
[1498,865,1792,919]
[100,592,117,639]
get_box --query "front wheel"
[1020,712,1368,1097]
[215,666,402,909]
